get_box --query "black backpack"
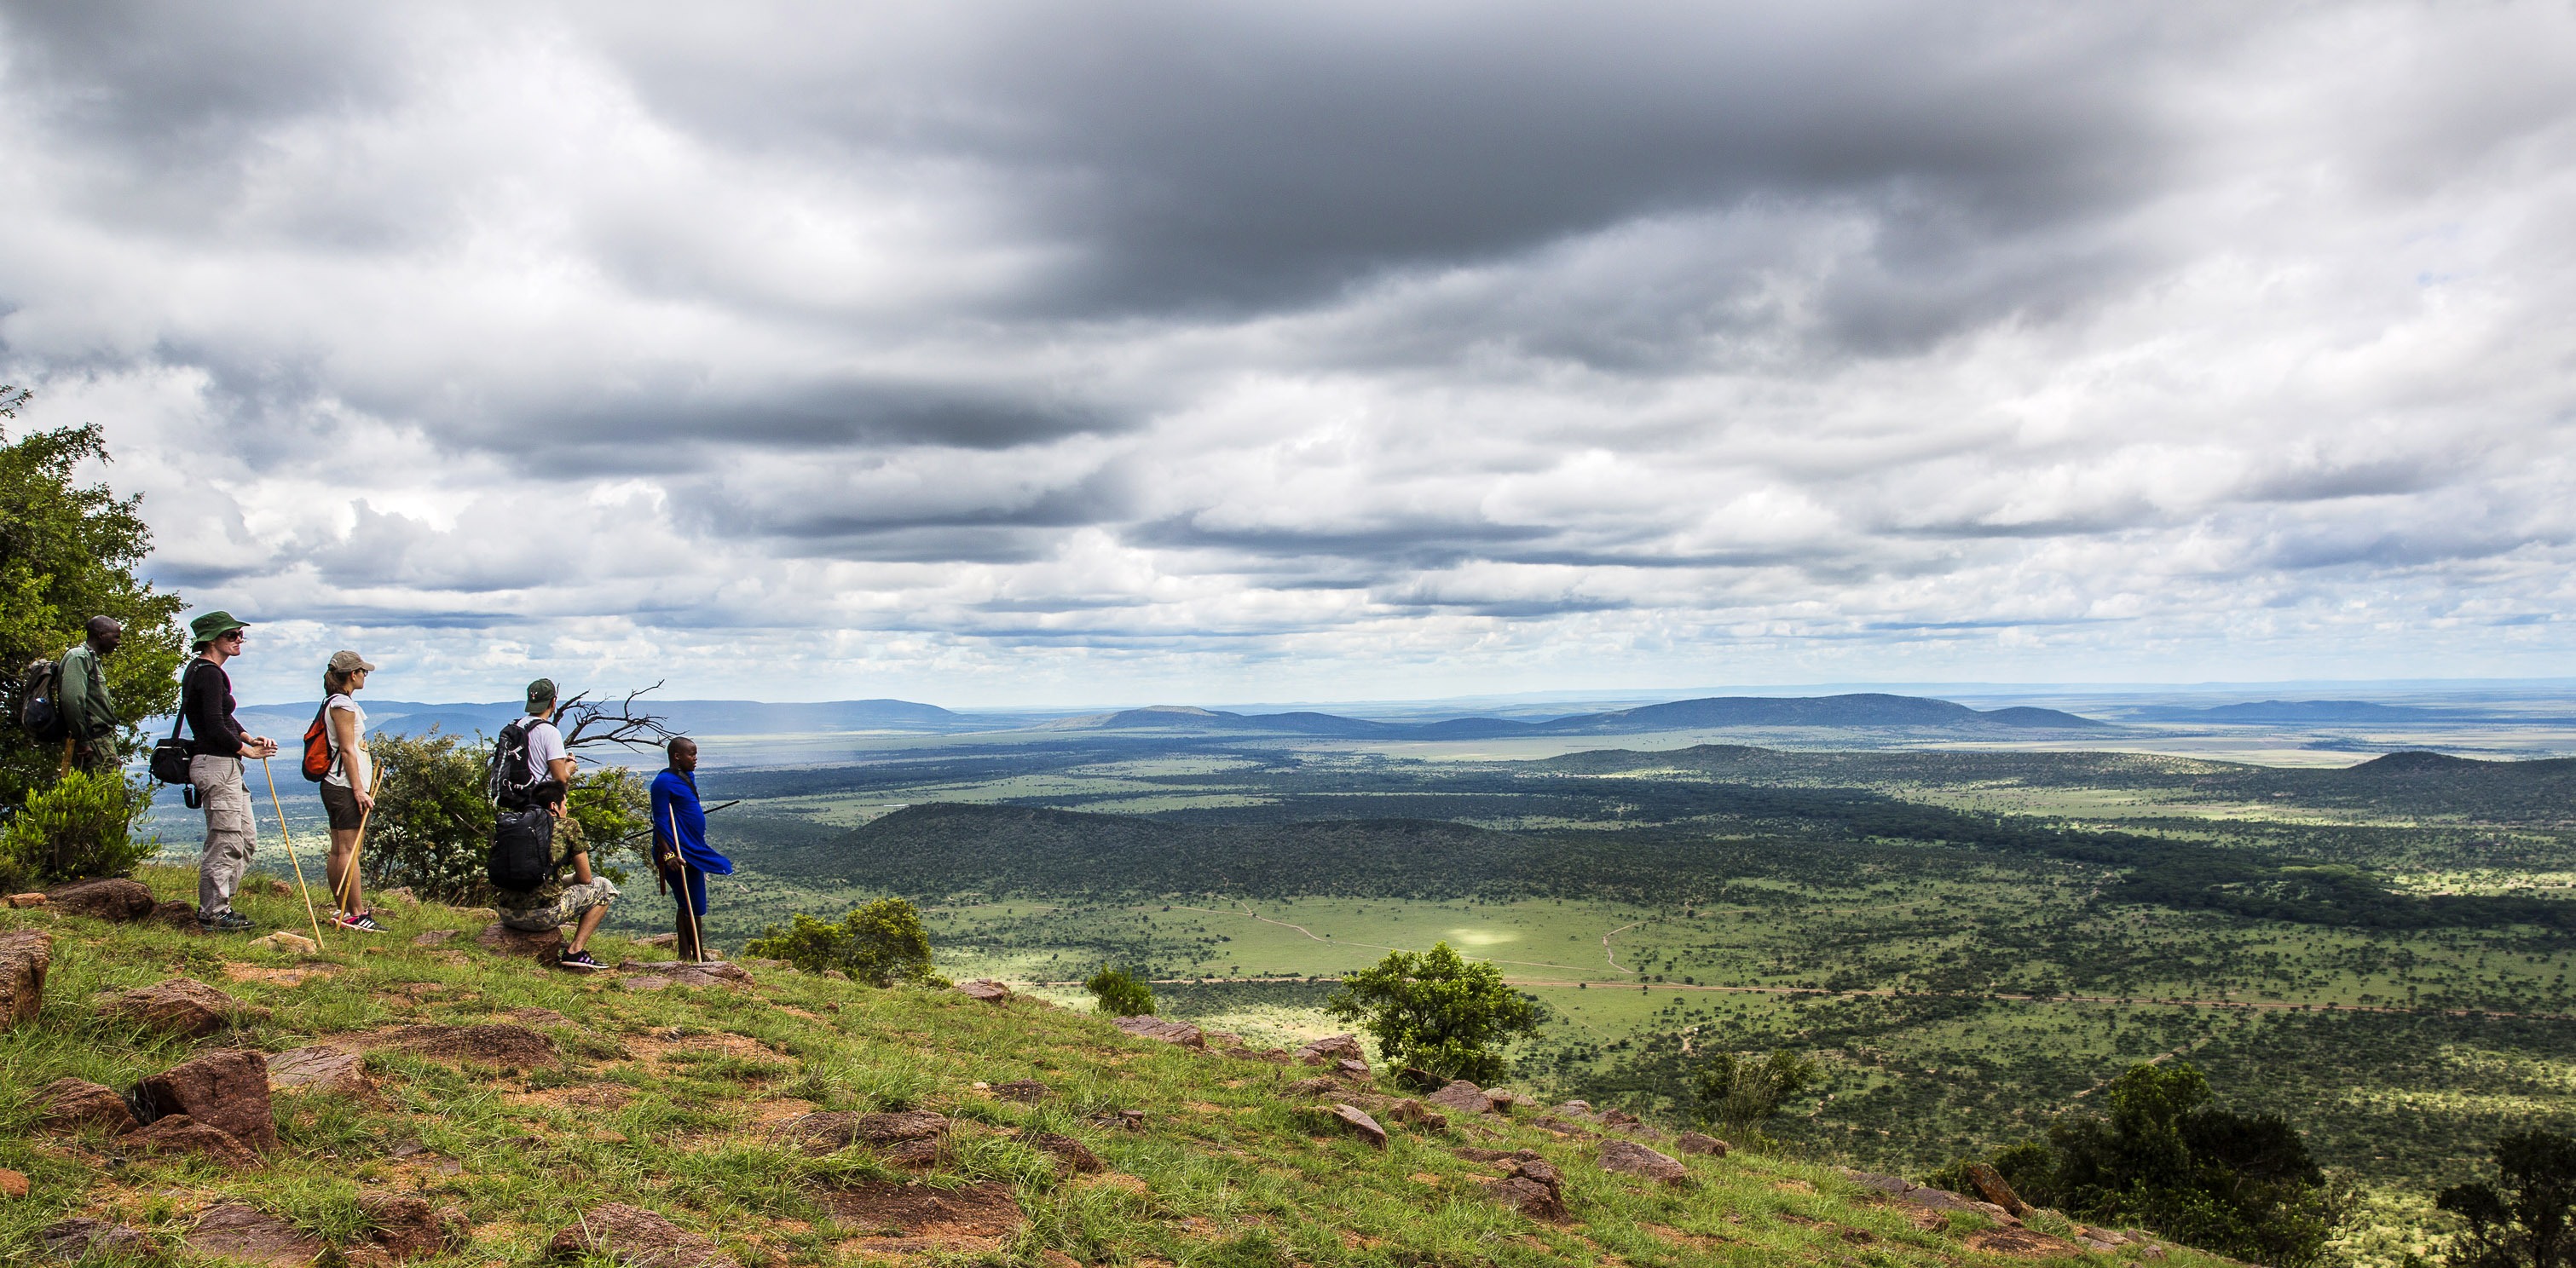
[15,656,68,743]
[488,806,554,892]
[487,721,540,810]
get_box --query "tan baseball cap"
[328,650,378,673]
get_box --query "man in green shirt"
[57,617,122,774]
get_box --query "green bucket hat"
[188,611,249,648]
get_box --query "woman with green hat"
[180,611,279,932]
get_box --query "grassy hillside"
[2,865,2234,1268]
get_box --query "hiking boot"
[333,910,385,933]
[196,910,253,932]
[557,949,603,973]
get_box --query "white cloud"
[2,1,2573,706]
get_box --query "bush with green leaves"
[1325,941,1538,1083]
[0,765,153,888]
[1084,966,1155,1017]
[1938,1062,2342,1268]
[1690,1048,1817,1139]
[745,897,939,986]
[0,411,186,821]
[2438,1128,2575,1268]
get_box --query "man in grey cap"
[489,677,616,971]
[181,611,277,932]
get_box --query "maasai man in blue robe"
[650,737,734,961]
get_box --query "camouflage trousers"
[192,755,257,918]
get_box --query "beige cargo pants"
[191,755,257,919]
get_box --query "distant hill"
[2132,699,2484,724]
[1043,693,2105,738]
[224,696,967,741]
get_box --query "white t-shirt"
[520,716,569,782]
[323,694,367,787]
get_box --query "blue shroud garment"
[650,769,735,917]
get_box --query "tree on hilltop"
[1327,942,1539,1083]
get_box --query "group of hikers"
[39,608,733,971]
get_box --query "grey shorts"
[319,781,365,832]
[496,878,620,931]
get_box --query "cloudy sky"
[5,2,2574,706]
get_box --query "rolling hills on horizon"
[222,690,2108,744]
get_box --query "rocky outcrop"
[1481,1157,1569,1221]
[268,1045,374,1096]
[100,977,261,1038]
[1840,1169,2023,1225]
[1327,1103,1387,1149]
[617,960,754,989]
[0,929,50,1027]
[1962,1161,2032,1216]
[36,1077,137,1134]
[40,1217,155,1261]
[1019,1130,1103,1173]
[1675,1132,1729,1156]
[1597,1138,1689,1184]
[475,922,564,964]
[1293,1034,1366,1068]
[856,1110,950,1144]
[956,978,1012,1001]
[548,1202,741,1268]
[128,1114,263,1167]
[139,1048,277,1153]
[1426,1079,1499,1116]
[185,1202,321,1265]
[385,1023,557,1066]
[1112,1015,1205,1048]
[43,877,156,921]
[358,1192,468,1259]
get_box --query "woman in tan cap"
[318,650,383,932]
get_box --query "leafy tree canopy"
[1963,1062,2342,1268]
[1326,942,1539,1084]
[0,412,185,817]
[2440,1129,2576,1268]
[1691,1048,1817,1138]
[1085,966,1156,1017]
[745,897,939,987]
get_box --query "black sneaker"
[334,910,386,933]
[196,911,253,932]
[557,949,603,973]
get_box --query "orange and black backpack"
[299,700,332,781]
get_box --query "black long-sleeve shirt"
[181,658,246,758]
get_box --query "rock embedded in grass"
[1597,1138,1688,1184]
[1112,1015,1204,1047]
[41,877,156,921]
[35,1077,136,1134]
[956,978,1012,1001]
[385,1023,557,1067]
[0,929,49,1027]
[1292,1033,1365,1068]
[140,1048,277,1152]
[1426,1080,1498,1116]
[185,1202,320,1263]
[1019,1130,1103,1173]
[474,922,564,965]
[267,1045,373,1096]
[41,1217,155,1260]
[356,1192,467,1259]
[547,1202,741,1268]
[1675,1132,1728,1156]
[126,1114,263,1167]
[100,977,261,1038]
[1328,1103,1388,1149]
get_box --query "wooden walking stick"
[338,762,385,915]
[665,799,707,965]
[258,757,331,950]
